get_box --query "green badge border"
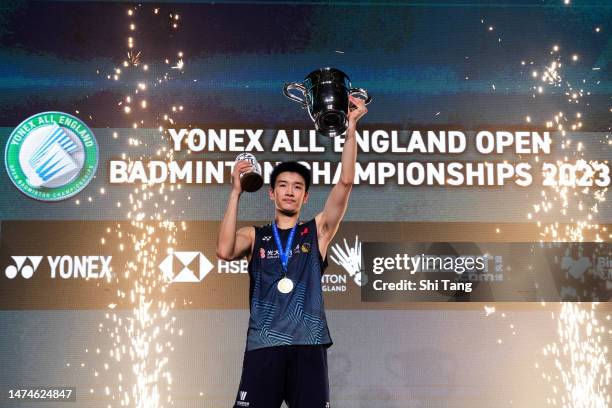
[4,111,99,201]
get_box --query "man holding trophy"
[217,68,369,407]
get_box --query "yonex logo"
[4,256,43,279]
[239,391,247,400]
[159,251,213,283]
[4,256,112,279]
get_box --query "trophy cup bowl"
[283,67,371,137]
[235,153,263,192]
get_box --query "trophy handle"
[283,82,307,106]
[349,88,372,105]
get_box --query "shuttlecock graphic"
[330,235,367,286]
[25,124,79,187]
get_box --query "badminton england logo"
[330,235,367,287]
[5,112,99,201]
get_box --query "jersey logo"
[236,390,249,407]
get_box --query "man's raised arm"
[316,96,368,251]
[216,160,255,261]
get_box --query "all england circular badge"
[4,111,99,201]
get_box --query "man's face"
[269,171,309,215]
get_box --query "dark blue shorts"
[233,345,330,408]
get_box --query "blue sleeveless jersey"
[246,218,333,351]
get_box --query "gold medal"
[277,277,294,294]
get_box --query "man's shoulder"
[238,225,257,234]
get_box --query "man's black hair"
[270,161,311,192]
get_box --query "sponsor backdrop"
[0,1,611,407]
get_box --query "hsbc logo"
[159,251,250,283]
[159,251,214,283]
[218,259,248,274]
[4,256,112,279]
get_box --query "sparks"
[171,59,184,71]
[128,51,142,66]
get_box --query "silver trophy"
[235,153,263,192]
[283,67,371,137]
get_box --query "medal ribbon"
[272,221,298,274]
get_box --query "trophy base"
[316,110,348,137]
[240,173,264,192]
